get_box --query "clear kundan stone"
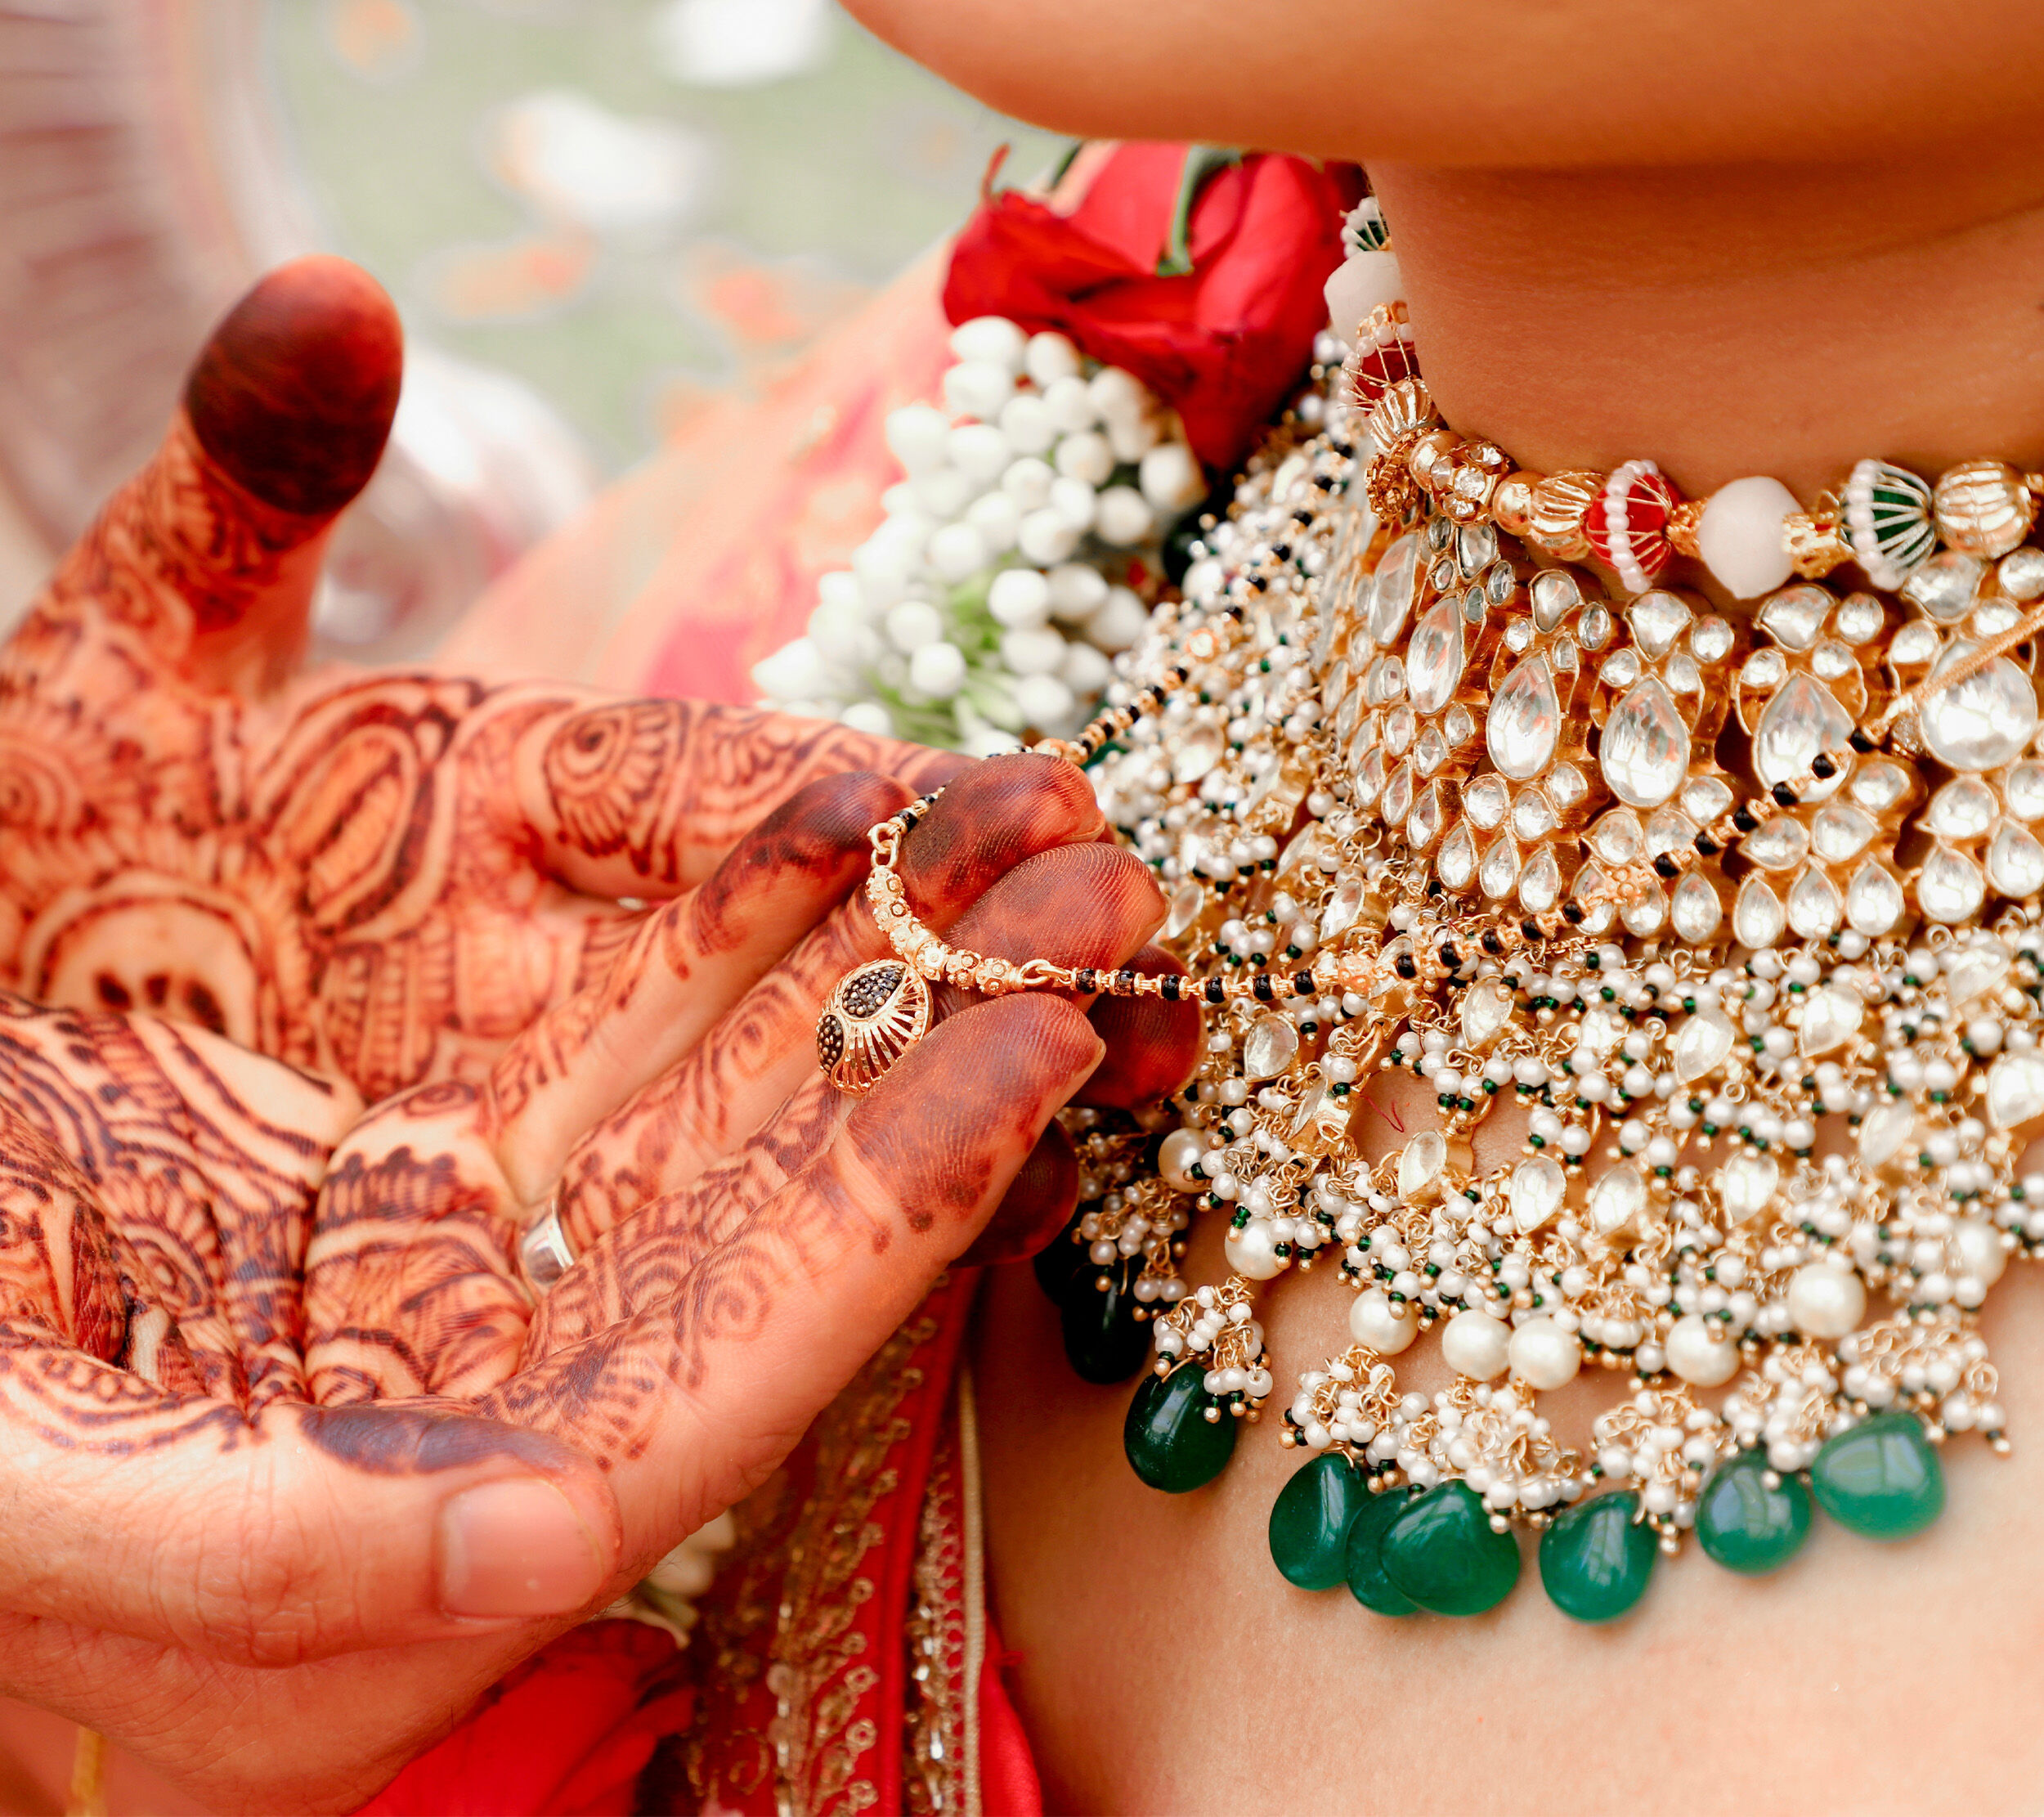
[1509,1156,1567,1234]
[1916,844,1987,922]
[1888,618,1943,666]
[1753,672,1854,797]
[1479,836,1522,899]
[1665,650,1703,695]
[1336,691,1364,745]
[1589,1164,1647,1240]
[1918,643,2039,772]
[2006,761,2044,820]
[1320,878,1365,943]
[1786,867,1843,937]
[1697,476,1800,599]
[1798,982,1863,1055]
[1645,807,1696,856]
[1353,749,1387,805]
[1901,550,1985,621]
[1832,593,1885,643]
[1461,979,1514,1048]
[1406,783,1445,850]
[1811,640,1856,680]
[1811,804,1877,861]
[1370,535,1423,644]
[1552,635,1580,675]
[1576,1004,1626,1057]
[1600,648,1643,690]
[1580,603,1615,649]
[1571,863,1616,934]
[1845,861,1906,934]
[1164,880,1206,940]
[1172,722,1225,784]
[1741,648,1787,690]
[1673,1005,1737,1081]
[1325,660,1351,716]
[1987,1052,2044,1128]
[1717,1151,1782,1223]
[1745,814,1809,871]
[1384,705,1417,755]
[1857,1100,1917,1169]
[2003,547,2044,600]
[1941,944,2010,1006]
[1437,822,1478,891]
[1366,656,1405,706]
[1849,760,1913,813]
[1531,568,1580,632]
[1601,676,1689,807]
[1408,599,1467,715]
[1518,847,1562,912]
[1414,725,1449,776]
[1488,653,1561,779]
[1757,585,1831,651]
[1549,763,1589,810]
[1383,761,1414,826]
[1733,877,1786,948]
[1589,808,1644,867]
[1682,774,1735,822]
[1443,702,1477,748]
[1692,615,1735,662]
[1988,822,2044,898]
[1621,881,1667,936]
[1397,1130,1448,1200]
[1244,1014,1300,1080]
[1628,590,1694,657]
[1671,874,1724,942]
[1464,773,1509,828]
[1457,523,1499,576]
[1512,789,1558,841]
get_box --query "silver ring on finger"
[518,1191,579,1292]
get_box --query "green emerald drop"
[1057,1265,1150,1384]
[1345,1485,1420,1616]
[1379,1481,1521,1617]
[1538,1491,1657,1623]
[1810,1414,1944,1540]
[1124,1366,1236,1492]
[1696,1449,1813,1575]
[1269,1452,1371,1590]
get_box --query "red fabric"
[979,1618,1044,1817]
[943,144,1362,471]
[357,1623,689,1817]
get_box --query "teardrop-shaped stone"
[1809,1415,1944,1540]
[1125,1366,1237,1492]
[1926,777,1997,839]
[1437,821,1478,891]
[1538,1491,1658,1623]
[1379,1481,1522,1616]
[1752,671,1853,796]
[1478,836,1521,900]
[1487,653,1560,780]
[1600,675,1689,807]
[1589,1163,1647,1240]
[1696,1450,1813,1575]
[1407,599,1468,715]
[1397,1130,1447,1200]
[1857,1100,1917,1168]
[1916,844,1986,923]
[1518,847,1562,913]
[1163,879,1206,940]
[1986,1051,2044,1128]
[1464,773,1509,828]
[1919,643,2039,772]
[1369,535,1422,645]
[1845,861,1905,935]
[1244,1013,1300,1080]
[1269,1451,1372,1590]
[1786,866,1843,938]
[1732,877,1786,949]
[1716,1151,1781,1223]
[1059,1264,1152,1384]
[1672,1006,1736,1082]
[1345,1485,1421,1616]
[1811,804,1876,862]
[1172,722,1225,785]
[1798,982,1862,1056]
[1508,1156,1566,1234]
[1320,878,1365,943]
[1942,944,2010,1006]
[1988,822,2044,899]
[1460,979,1513,1048]
[1670,873,1723,943]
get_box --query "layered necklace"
[815,203,2044,1624]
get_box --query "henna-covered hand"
[0,256,960,1102]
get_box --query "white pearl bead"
[1786,1262,1867,1338]
[1157,1128,1207,1195]
[1665,1312,1741,1386]
[1951,1217,2008,1290]
[1348,1290,1418,1355]
[1441,1309,1512,1380]
[1697,475,1801,599]
[1321,249,1402,337]
[948,314,1028,371]
[1507,1317,1582,1392]
[1224,1221,1288,1281]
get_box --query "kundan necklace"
[815,195,2044,1626]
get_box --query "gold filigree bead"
[1782,511,1850,579]
[1526,470,1606,561]
[1444,440,1511,524]
[1491,471,1541,538]
[1410,428,1461,490]
[1933,458,2037,559]
[1665,496,1706,559]
[1367,378,1438,458]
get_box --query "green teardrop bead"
[1344,1485,1420,1617]
[1269,1452,1371,1590]
[1696,1450,1812,1575]
[1057,1265,1150,1384]
[1379,1481,1521,1617]
[1538,1491,1657,1623]
[1810,1414,1944,1540]
[1124,1366,1236,1493]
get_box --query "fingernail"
[437,1478,608,1618]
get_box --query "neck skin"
[1369,155,2044,502]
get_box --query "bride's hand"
[0,753,1196,1815]
[0,254,958,1102]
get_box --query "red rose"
[943,142,1363,473]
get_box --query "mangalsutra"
[820,193,2044,1630]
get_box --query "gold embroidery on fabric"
[902,1389,967,1814]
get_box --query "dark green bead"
[1811,1414,1944,1540]
[1538,1492,1657,1623]
[1124,1367,1236,1492]
[1057,1264,1150,1384]
[1269,1452,1370,1590]
[1344,1485,1420,1616]
[1696,1450,1813,1575]
[1379,1481,1521,1617]
[1031,1210,1089,1302]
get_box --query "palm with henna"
[0,259,1200,1814]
